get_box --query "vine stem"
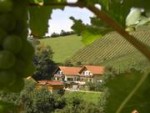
[29,2,80,7]
[85,5,150,113]
[30,2,150,61]
[86,5,150,61]
[116,69,149,113]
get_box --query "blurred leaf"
[29,0,66,37]
[0,101,17,113]
[44,0,66,4]
[29,6,52,37]
[71,17,112,45]
[126,8,142,26]
[137,17,150,26]
[132,0,150,11]
[104,69,150,113]
[124,72,150,113]
[34,0,44,5]
[126,8,150,27]
[96,0,150,27]
[70,17,85,36]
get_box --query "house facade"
[54,66,81,82]
[79,65,105,83]
[54,65,105,83]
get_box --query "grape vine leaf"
[70,18,101,45]
[126,8,143,27]
[44,0,66,4]
[125,72,150,113]
[93,0,150,27]
[70,17,112,45]
[29,6,52,37]
[34,0,44,5]
[75,0,150,45]
[126,8,150,27]
[104,69,150,113]
[29,0,66,37]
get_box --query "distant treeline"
[50,30,76,38]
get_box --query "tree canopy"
[33,44,57,80]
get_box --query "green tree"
[54,94,102,113]
[86,82,104,91]
[32,44,57,80]
[64,59,73,66]
[19,84,66,113]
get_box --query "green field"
[39,35,84,63]
[70,30,150,71]
[64,91,101,104]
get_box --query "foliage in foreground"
[0,0,35,94]
[103,68,150,113]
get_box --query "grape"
[0,50,16,69]
[0,0,36,111]
[12,58,27,74]
[0,103,6,113]
[13,58,35,78]
[0,0,13,12]
[0,13,16,32]
[0,29,6,44]
[2,35,22,54]
[12,3,27,20]
[7,78,25,93]
[19,39,35,62]
[13,20,28,38]
[0,70,16,88]
[21,62,36,78]
[0,0,35,93]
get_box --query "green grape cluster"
[0,0,35,93]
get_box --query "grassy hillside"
[70,30,150,71]
[39,35,84,63]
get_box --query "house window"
[67,78,73,81]
[77,77,80,81]
[84,71,90,76]
[57,71,63,75]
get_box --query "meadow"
[64,91,101,104]
[39,35,84,63]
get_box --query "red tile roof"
[38,80,64,85]
[82,65,105,74]
[59,66,81,76]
